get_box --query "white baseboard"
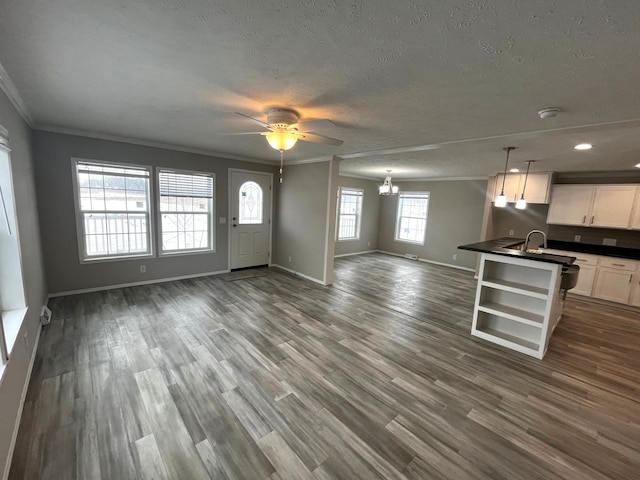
[48,269,231,297]
[375,250,475,272]
[3,320,42,480]
[270,264,326,285]
[334,250,377,258]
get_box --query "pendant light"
[515,160,534,210]
[495,147,515,207]
[379,170,399,195]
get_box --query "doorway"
[229,169,272,270]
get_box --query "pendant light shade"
[379,170,399,195]
[495,147,515,208]
[515,160,534,210]
[266,131,298,151]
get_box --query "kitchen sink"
[507,243,545,254]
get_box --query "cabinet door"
[592,268,633,303]
[571,264,597,296]
[546,185,595,225]
[629,272,640,307]
[590,185,637,228]
[630,188,640,229]
[520,173,551,204]
[495,174,522,203]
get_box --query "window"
[73,159,152,261]
[395,192,429,245]
[239,181,262,224]
[159,169,214,253]
[337,187,363,240]
[1,126,28,377]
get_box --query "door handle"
[590,216,594,225]
[582,215,586,224]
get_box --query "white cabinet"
[547,184,639,228]
[629,266,640,307]
[495,173,551,204]
[631,189,640,230]
[546,185,595,225]
[472,253,562,359]
[592,257,637,304]
[590,185,637,228]
[566,253,598,296]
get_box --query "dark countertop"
[547,240,640,260]
[458,237,576,267]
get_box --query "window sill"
[159,248,216,258]
[337,238,361,242]
[394,239,425,246]
[81,252,155,264]
[2,306,28,357]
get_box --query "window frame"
[337,187,364,241]
[71,157,155,263]
[394,191,430,245]
[1,127,28,378]
[157,168,215,256]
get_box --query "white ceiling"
[1,1,639,180]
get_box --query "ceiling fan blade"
[235,112,270,129]
[297,131,344,146]
[290,119,336,131]
[223,131,270,135]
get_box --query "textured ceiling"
[1,0,639,180]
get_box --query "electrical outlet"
[574,235,581,242]
[508,229,515,236]
[603,238,617,246]
[288,256,292,263]
[23,332,28,350]
[452,254,457,260]
[367,241,371,247]
[140,265,146,273]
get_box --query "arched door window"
[239,181,262,224]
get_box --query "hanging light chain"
[279,149,284,184]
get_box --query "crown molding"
[34,124,278,166]
[0,61,32,126]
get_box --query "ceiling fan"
[234,108,344,151]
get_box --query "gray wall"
[490,204,550,239]
[272,161,331,282]
[378,179,488,270]
[334,176,380,256]
[0,92,47,478]
[32,130,276,294]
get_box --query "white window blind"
[158,170,214,253]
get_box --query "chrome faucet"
[524,230,547,251]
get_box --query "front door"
[230,170,272,269]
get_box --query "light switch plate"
[602,238,617,246]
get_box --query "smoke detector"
[538,107,561,119]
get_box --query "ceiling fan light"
[266,132,298,151]
[515,197,527,210]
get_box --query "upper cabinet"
[546,185,595,225]
[547,184,639,228]
[494,173,551,204]
[632,188,640,230]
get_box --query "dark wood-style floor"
[9,253,640,479]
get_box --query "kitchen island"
[459,238,576,359]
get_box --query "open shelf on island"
[478,301,544,327]
[481,278,549,298]
[471,253,564,360]
[474,326,540,352]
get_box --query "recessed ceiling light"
[509,168,519,173]
[574,143,592,150]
